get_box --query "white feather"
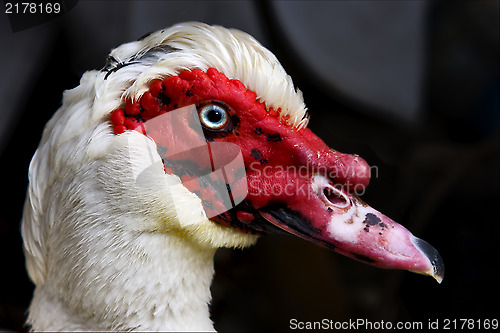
[112,22,309,129]
[21,22,309,331]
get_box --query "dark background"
[1,1,498,332]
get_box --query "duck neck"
[27,230,217,331]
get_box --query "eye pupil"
[198,102,230,130]
[207,109,222,123]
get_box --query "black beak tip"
[412,236,445,283]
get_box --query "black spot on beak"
[363,213,381,226]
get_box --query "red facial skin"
[109,68,444,281]
[110,68,370,233]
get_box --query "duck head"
[111,61,443,282]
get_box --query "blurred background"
[0,1,498,331]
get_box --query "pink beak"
[241,124,445,283]
[141,104,444,283]
[258,174,444,283]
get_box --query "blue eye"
[198,103,229,130]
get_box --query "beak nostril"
[323,185,351,209]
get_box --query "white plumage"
[21,21,444,331]
[22,22,300,331]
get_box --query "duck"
[21,22,444,331]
